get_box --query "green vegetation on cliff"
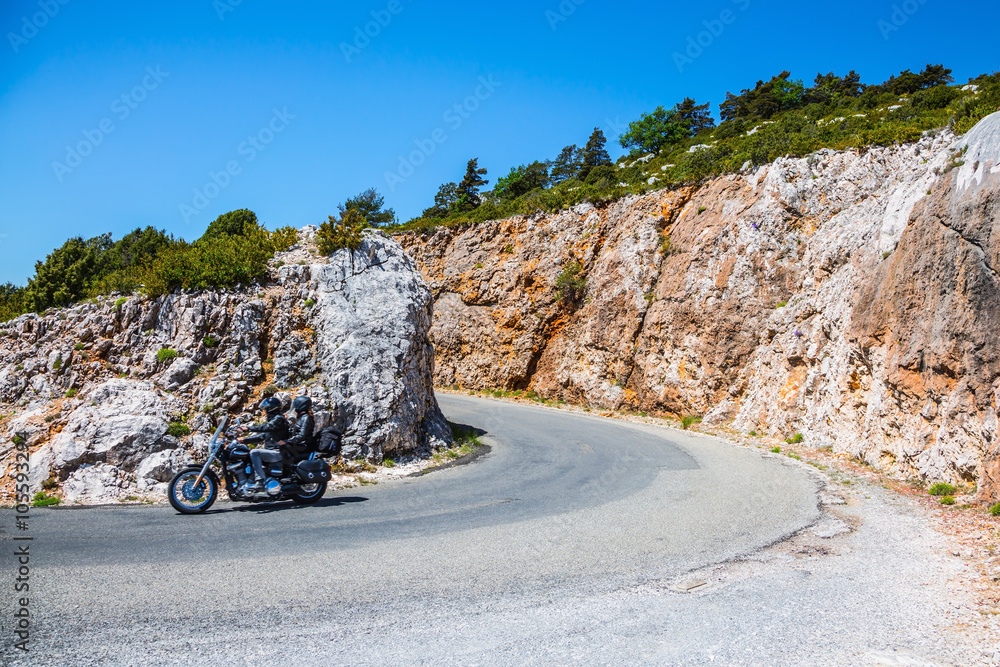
[0,185,399,322]
[0,211,298,322]
[394,65,1000,233]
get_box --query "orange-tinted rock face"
[399,112,1000,502]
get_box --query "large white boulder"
[309,231,451,459]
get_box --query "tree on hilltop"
[494,162,550,200]
[549,145,582,184]
[200,209,260,241]
[806,71,865,104]
[456,158,489,210]
[619,98,715,156]
[421,182,460,219]
[578,128,612,180]
[337,188,396,227]
[720,71,805,121]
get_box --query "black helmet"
[259,396,282,416]
[292,396,312,413]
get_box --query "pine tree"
[457,158,489,210]
[421,182,460,219]
[549,145,582,183]
[337,188,396,227]
[494,162,550,200]
[579,128,612,180]
[675,97,716,135]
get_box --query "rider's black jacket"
[283,413,315,460]
[243,414,290,449]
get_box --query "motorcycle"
[167,416,338,514]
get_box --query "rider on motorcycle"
[239,396,290,494]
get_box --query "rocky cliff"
[398,112,1000,503]
[0,230,449,503]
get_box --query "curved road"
[2,395,869,665]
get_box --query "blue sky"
[1,0,997,285]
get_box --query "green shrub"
[65,388,77,398]
[771,446,781,453]
[166,422,190,437]
[928,483,957,496]
[114,297,128,309]
[269,226,299,251]
[785,433,804,444]
[32,492,60,507]
[939,495,956,506]
[383,459,395,468]
[74,343,85,351]
[681,415,703,429]
[556,261,586,302]
[157,348,178,363]
[660,235,680,256]
[304,299,316,308]
[202,335,218,348]
[776,302,788,309]
[990,503,1000,517]
[200,209,258,241]
[317,209,367,255]
[52,355,62,370]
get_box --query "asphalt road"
[3,394,977,666]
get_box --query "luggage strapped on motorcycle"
[314,426,343,457]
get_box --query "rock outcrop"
[0,230,449,503]
[399,112,1000,503]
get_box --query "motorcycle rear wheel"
[292,480,327,504]
[168,467,219,514]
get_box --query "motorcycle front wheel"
[168,466,219,514]
[292,480,328,504]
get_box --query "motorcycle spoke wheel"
[170,472,216,512]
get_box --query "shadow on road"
[448,419,488,438]
[206,495,369,515]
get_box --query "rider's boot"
[244,477,263,495]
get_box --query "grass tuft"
[166,422,191,437]
[681,415,703,430]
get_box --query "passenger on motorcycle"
[239,396,290,494]
[278,395,316,462]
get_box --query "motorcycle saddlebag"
[295,460,331,483]
[314,427,343,457]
